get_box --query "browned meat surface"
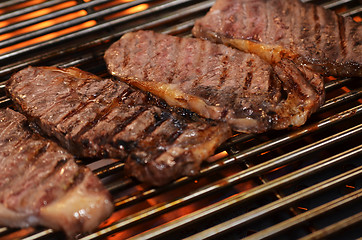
[192,0,362,77]
[104,30,324,133]
[6,66,231,186]
[0,108,113,238]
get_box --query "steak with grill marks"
[104,30,324,133]
[192,0,362,77]
[0,108,113,238]
[6,66,231,186]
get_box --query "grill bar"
[0,0,28,9]
[23,229,55,240]
[184,146,362,240]
[300,211,362,240]
[341,6,362,16]
[323,77,355,90]
[321,0,356,9]
[242,187,362,240]
[318,88,362,112]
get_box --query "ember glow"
[354,16,362,22]
[0,0,150,55]
[102,3,149,20]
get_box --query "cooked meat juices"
[104,30,324,133]
[192,0,362,77]
[0,108,113,238]
[6,66,231,186]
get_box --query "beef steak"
[104,30,324,133]
[192,0,362,77]
[0,108,113,238]
[6,66,231,186]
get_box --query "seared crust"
[6,66,231,186]
[0,108,113,238]
[105,30,324,133]
[192,0,362,77]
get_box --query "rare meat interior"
[0,0,361,239]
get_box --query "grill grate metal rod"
[321,0,356,9]
[242,186,362,240]
[183,146,362,240]
[341,5,362,16]
[0,0,28,9]
[300,211,362,240]
[318,87,362,112]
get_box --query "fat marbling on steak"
[6,66,231,186]
[104,30,324,133]
[192,0,362,77]
[0,108,113,238]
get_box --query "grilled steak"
[0,108,113,238]
[192,0,362,77]
[104,30,324,133]
[6,66,231,186]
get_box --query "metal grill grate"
[0,0,361,239]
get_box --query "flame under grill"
[0,0,361,239]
